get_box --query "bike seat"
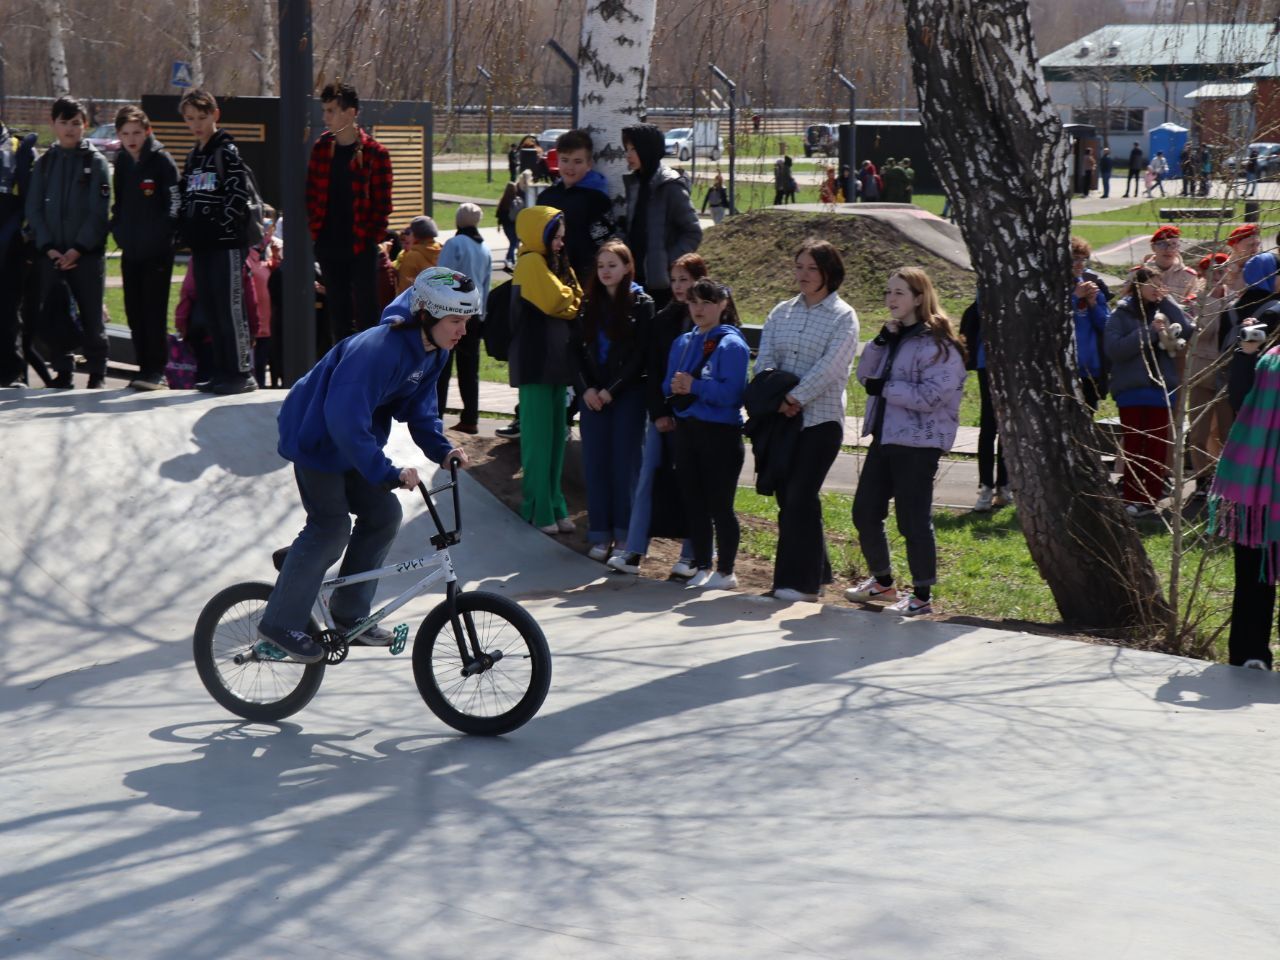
[272,546,290,572]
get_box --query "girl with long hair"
[846,267,967,617]
[571,240,655,560]
[665,278,751,589]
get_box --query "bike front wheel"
[193,581,326,722]
[412,591,551,736]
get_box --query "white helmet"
[410,266,482,320]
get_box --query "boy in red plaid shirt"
[306,82,393,341]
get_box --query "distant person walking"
[1099,146,1114,198]
[1079,147,1096,197]
[1148,151,1168,197]
[1124,142,1143,198]
[1180,145,1194,196]
[702,173,730,224]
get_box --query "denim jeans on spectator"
[623,419,693,561]
[260,465,403,636]
[578,387,647,544]
[852,441,943,588]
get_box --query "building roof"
[1185,82,1256,100]
[1041,23,1279,73]
[1242,59,1280,79]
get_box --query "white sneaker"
[537,523,559,535]
[705,571,738,590]
[844,576,900,604]
[685,568,713,589]
[973,485,994,513]
[1243,659,1271,671]
[1125,503,1156,518]
[556,517,576,533]
[587,543,611,562]
[606,552,643,574]
[994,485,1014,508]
[772,587,818,602]
[670,559,698,579]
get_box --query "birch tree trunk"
[188,0,206,89]
[257,0,280,96]
[577,0,658,218]
[46,0,70,96]
[902,0,1173,637]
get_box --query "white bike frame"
[314,548,457,640]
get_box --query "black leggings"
[976,368,1007,488]
[675,417,744,573]
[1230,543,1277,667]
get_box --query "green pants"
[518,383,569,527]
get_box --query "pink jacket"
[174,258,262,339]
[246,242,280,338]
[857,325,966,452]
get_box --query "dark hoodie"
[180,128,251,250]
[622,124,702,292]
[111,134,180,260]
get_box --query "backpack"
[165,333,198,389]
[483,279,514,361]
[212,143,267,246]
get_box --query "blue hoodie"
[664,323,749,427]
[276,305,452,486]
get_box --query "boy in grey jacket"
[25,96,111,388]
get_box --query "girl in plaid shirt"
[755,240,860,602]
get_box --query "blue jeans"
[578,387,646,544]
[624,419,693,560]
[260,465,403,635]
[502,221,518,263]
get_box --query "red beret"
[1151,225,1181,243]
[1227,223,1260,246]
[1196,252,1229,272]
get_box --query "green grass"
[734,487,1234,654]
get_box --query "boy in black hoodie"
[621,123,701,310]
[178,89,255,394]
[112,105,180,390]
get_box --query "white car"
[536,128,569,152]
[663,127,723,162]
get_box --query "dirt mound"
[697,209,976,324]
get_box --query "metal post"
[279,0,315,385]
[477,65,494,183]
[425,103,434,217]
[690,83,696,184]
[710,64,736,216]
[547,39,579,130]
[835,71,857,200]
[0,43,7,120]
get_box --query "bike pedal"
[390,623,409,656]
[255,640,287,661]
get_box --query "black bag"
[647,437,689,540]
[483,279,514,361]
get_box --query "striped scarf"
[1208,346,1280,582]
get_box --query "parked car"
[86,124,120,163]
[536,128,568,152]
[804,124,838,158]
[1225,142,1280,179]
[662,125,723,162]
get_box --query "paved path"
[2,389,1278,959]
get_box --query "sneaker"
[607,551,643,574]
[556,517,576,533]
[973,485,994,513]
[86,375,106,389]
[888,593,933,617]
[336,618,393,645]
[844,576,899,604]
[129,374,167,391]
[1124,503,1157,518]
[587,543,611,562]
[773,587,818,602]
[537,523,559,535]
[195,378,218,393]
[1,379,26,389]
[685,568,713,589]
[705,571,738,590]
[670,559,698,579]
[257,627,326,664]
[496,420,521,439]
[450,421,479,435]
[994,485,1014,508]
[1243,659,1271,671]
[212,376,257,395]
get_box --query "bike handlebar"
[417,459,462,546]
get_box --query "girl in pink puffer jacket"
[845,267,967,618]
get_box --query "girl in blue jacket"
[665,278,750,589]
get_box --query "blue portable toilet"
[1148,123,1189,179]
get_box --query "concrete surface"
[2,390,1279,959]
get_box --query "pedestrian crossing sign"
[172,62,194,88]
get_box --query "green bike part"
[391,623,409,656]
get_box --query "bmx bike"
[192,462,551,735]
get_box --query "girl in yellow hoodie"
[509,205,584,533]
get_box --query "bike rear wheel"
[193,581,326,722]
[412,591,551,736]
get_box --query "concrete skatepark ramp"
[2,390,1278,958]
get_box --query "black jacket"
[536,177,617,284]
[111,135,180,260]
[743,368,802,496]
[646,299,692,420]
[571,290,654,396]
[1228,300,1280,412]
[180,128,251,250]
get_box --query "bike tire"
[193,581,326,722]
[412,591,551,736]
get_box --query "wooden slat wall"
[150,122,266,157]
[374,125,426,230]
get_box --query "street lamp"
[835,70,857,202]
[709,64,737,215]
[477,65,494,183]
[546,39,580,130]
[279,0,316,384]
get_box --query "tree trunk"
[902,0,1172,636]
[577,0,658,218]
[257,0,280,96]
[46,0,70,96]
[188,0,206,89]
